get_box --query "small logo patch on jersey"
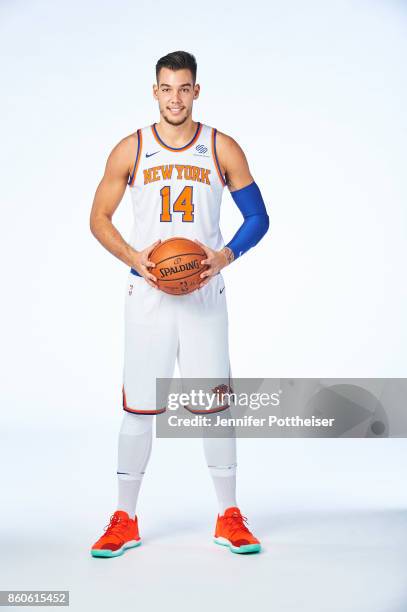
[195,144,208,154]
[220,287,225,294]
[146,151,160,158]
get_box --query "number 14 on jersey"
[160,186,194,223]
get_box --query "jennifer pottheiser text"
[167,415,335,428]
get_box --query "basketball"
[149,237,208,295]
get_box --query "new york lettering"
[143,165,211,185]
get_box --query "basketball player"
[89,51,269,557]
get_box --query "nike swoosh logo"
[220,287,225,294]
[146,151,160,158]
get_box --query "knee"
[119,412,154,436]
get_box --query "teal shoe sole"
[214,537,261,554]
[91,540,141,558]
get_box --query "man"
[89,50,269,557]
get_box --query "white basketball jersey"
[127,122,226,252]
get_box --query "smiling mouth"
[168,107,184,114]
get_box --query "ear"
[152,83,159,100]
[193,83,201,100]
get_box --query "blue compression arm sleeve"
[226,181,269,260]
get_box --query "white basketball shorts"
[122,271,231,415]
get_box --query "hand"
[194,240,233,289]
[131,240,161,289]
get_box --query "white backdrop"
[1,1,406,611]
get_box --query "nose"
[170,91,182,105]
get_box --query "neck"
[155,117,198,147]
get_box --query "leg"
[202,408,237,513]
[117,412,154,517]
[177,275,261,553]
[91,275,177,558]
[177,273,235,509]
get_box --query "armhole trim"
[211,128,226,187]
[128,129,142,186]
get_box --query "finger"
[200,270,211,279]
[200,258,210,265]
[143,274,158,288]
[145,260,156,268]
[141,266,157,283]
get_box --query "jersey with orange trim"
[127,122,226,252]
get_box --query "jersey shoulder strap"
[127,128,144,187]
[204,124,226,187]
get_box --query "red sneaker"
[214,507,261,554]
[91,510,141,557]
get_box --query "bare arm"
[196,132,268,285]
[217,131,268,261]
[218,133,255,264]
[196,133,255,285]
[89,136,159,287]
[216,131,254,192]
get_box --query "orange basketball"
[150,237,208,295]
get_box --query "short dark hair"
[155,51,197,84]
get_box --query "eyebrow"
[160,83,192,88]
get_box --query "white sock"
[117,412,153,517]
[117,476,143,518]
[203,410,237,514]
[210,469,237,515]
